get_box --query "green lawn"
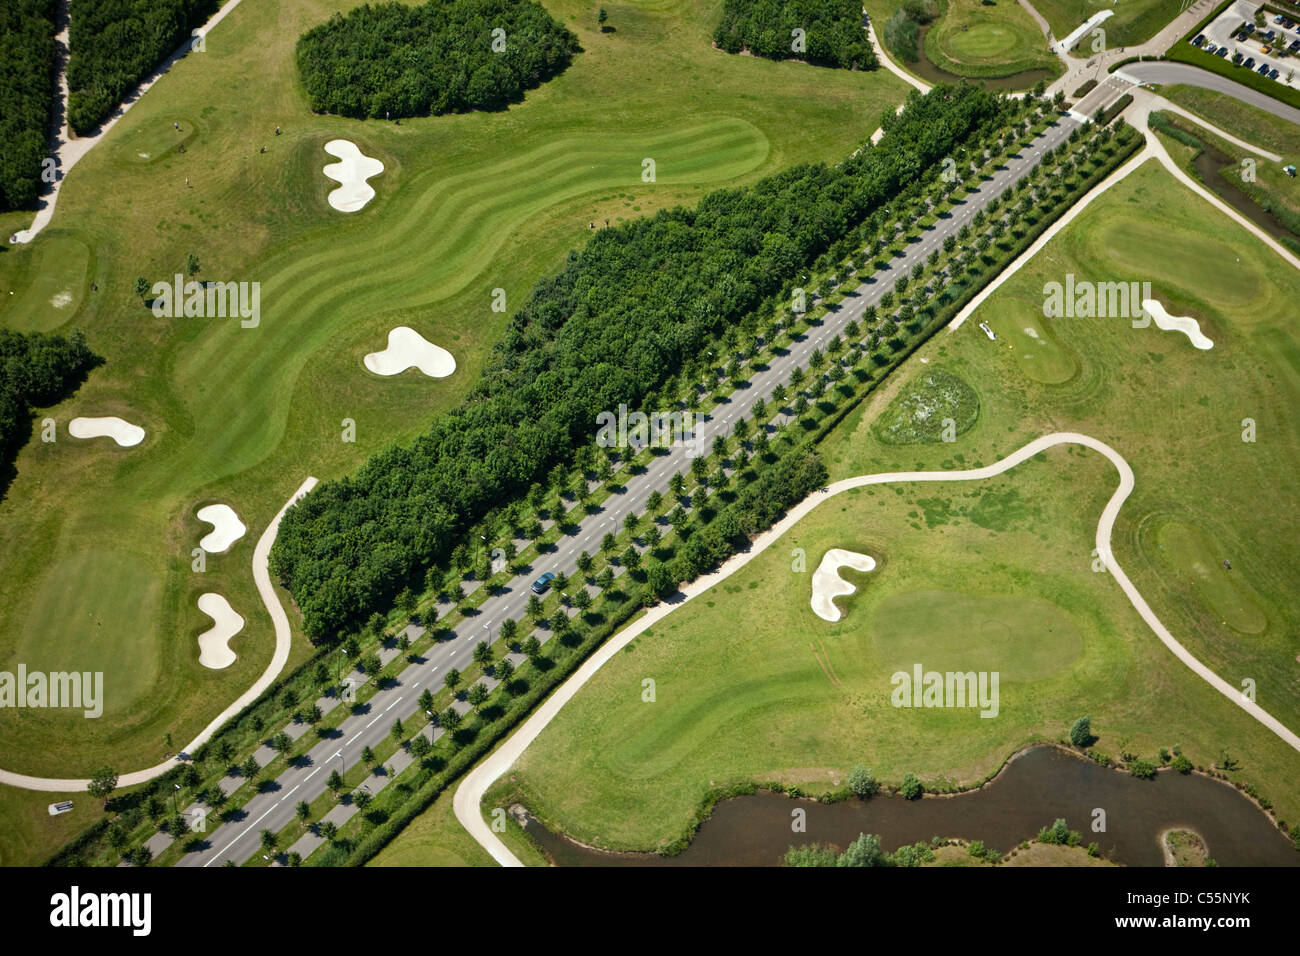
[492,160,1300,854]
[1031,0,1177,51]
[925,0,1059,77]
[0,0,906,794]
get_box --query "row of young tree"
[269,83,1019,640]
[295,0,580,119]
[0,0,56,211]
[0,329,101,496]
[67,0,218,135]
[713,0,878,69]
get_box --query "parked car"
[1217,46,1230,56]
[1289,38,1300,50]
[1269,67,1280,78]
[1258,62,1270,74]
[1244,56,1256,68]
[530,571,556,594]
[1193,33,1206,46]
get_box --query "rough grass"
[871,366,979,443]
[493,161,1300,854]
[1030,0,1176,51]
[0,0,905,794]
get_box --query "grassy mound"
[872,366,979,443]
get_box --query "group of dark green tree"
[0,329,100,497]
[269,83,1023,641]
[0,0,56,211]
[713,0,877,69]
[295,0,580,119]
[881,0,937,63]
[67,0,218,134]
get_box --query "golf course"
[472,158,1300,858]
[0,0,907,862]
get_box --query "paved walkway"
[11,0,248,244]
[0,476,316,792]
[455,432,1300,866]
[1124,60,1300,125]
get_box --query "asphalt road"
[174,106,1095,867]
[1123,60,1300,125]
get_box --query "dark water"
[522,747,1298,866]
[900,24,1056,92]
[1192,137,1298,245]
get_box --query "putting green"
[14,549,162,715]
[110,115,201,166]
[869,588,1084,680]
[1003,307,1077,384]
[1151,519,1268,635]
[918,0,1060,79]
[2,234,91,334]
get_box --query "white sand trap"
[197,593,244,669]
[197,503,246,553]
[51,291,72,308]
[1023,327,1039,339]
[323,140,384,212]
[811,548,877,622]
[1141,299,1213,350]
[68,416,145,447]
[364,326,457,377]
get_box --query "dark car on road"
[531,571,556,594]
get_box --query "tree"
[445,668,461,692]
[838,832,889,867]
[527,594,544,619]
[186,252,200,277]
[500,619,518,643]
[577,551,593,574]
[319,821,338,842]
[260,829,278,853]
[495,658,515,684]
[623,511,639,534]
[272,732,293,760]
[1069,716,1094,748]
[87,766,118,802]
[440,707,462,732]
[473,640,493,666]
[783,843,838,867]
[646,490,663,513]
[134,276,150,301]
[523,635,542,658]
[241,756,260,780]
[848,765,878,797]
[1171,754,1193,774]
[467,683,489,710]
[418,689,434,713]
[621,545,641,570]
[410,735,431,759]
[296,800,311,823]
[601,532,617,553]
[390,718,405,742]
[572,589,593,612]
[327,770,344,794]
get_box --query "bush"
[882,8,920,62]
[1171,754,1193,774]
[1068,715,1094,747]
[847,764,878,797]
[1127,758,1157,780]
[899,771,923,800]
[296,0,579,119]
[783,842,839,866]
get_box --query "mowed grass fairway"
[925,0,1059,77]
[0,0,906,795]
[490,161,1300,854]
[1031,0,1176,50]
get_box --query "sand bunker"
[811,549,877,622]
[364,326,457,377]
[197,593,244,669]
[68,416,145,447]
[197,504,247,553]
[1141,299,1213,350]
[323,140,384,212]
[51,291,72,308]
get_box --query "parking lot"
[1192,0,1300,91]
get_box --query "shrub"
[900,772,923,800]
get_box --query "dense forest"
[270,84,1016,639]
[713,0,878,69]
[67,0,218,135]
[296,0,580,119]
[0,0,56,211]
[0,329,101,497]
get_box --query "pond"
[519,746,1298,866]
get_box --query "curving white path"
[197,503,246,553]
[196,593,244,669]
[323,140,384,212]
[454,432,1300,866]
[68,416,145,447]
[810,549,877,622]
[0,476,317,792]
